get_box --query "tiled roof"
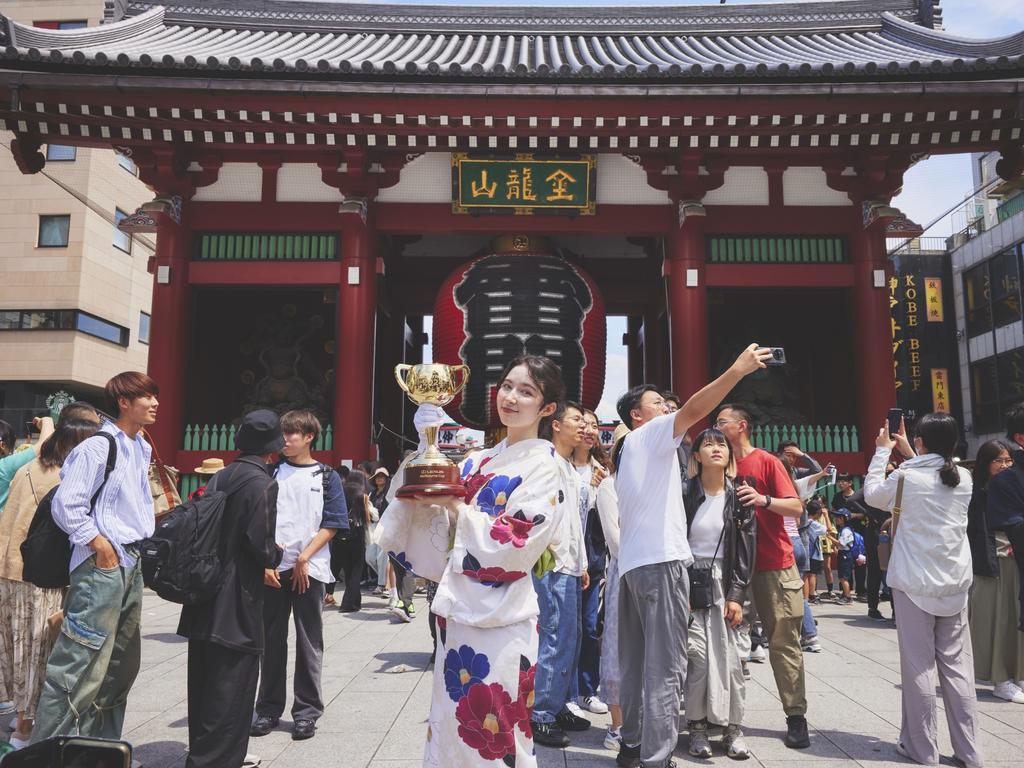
[3,1,1021,83]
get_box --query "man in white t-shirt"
[613,345,771,768]
[251,411,347,743]
[532,402,591,748]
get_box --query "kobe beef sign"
[452,154,596,215]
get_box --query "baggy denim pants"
[532,570,582,723]
[31,554,143,742]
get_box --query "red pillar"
[850,211,898,457]
[334,205,377,464]
[667,209,709,402]
[146,206,191,465]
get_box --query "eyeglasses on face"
[714,418,739,428]
[991,457,1014,466]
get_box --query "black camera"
[766,347,787,366]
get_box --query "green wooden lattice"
[196,233,339,261]
[749,424,860,453]
[183,423,334,451]
[708,236,847,264]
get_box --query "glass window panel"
[23,311,60,329]
[76,313,127,346]
[997,347,1024,411]
[963,262,993,337]
[113,209,132,253]
[45,144,76,161]
[990,249,1022,327]
[38,215,70,247]
[58,21,87,29]
[970,358,1001,434]
[139,312,151,345]
[0,311,23,329]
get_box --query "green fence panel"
[706,236,848,264]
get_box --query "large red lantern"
[433,236,606,429]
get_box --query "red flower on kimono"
[462,456,495,504]
[461,553,526,587]
[514,655,536,736]
[455,682,517,761]
[490,510,543,548]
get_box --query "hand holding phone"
[887,408,903,438]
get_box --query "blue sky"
[413,0,1024,422]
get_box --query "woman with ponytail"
[865,412,979,768]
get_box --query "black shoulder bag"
[687,516,726,611]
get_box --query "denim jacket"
[685,476,755,604]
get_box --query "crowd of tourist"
[0,362,1023,768]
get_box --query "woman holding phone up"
[683,427,755,759]
[864,413,980,768]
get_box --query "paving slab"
[5,590,1023,768]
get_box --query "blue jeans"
[532,571,582,723]
[577,574,602,698]
[790,536,816,640]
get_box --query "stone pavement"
[51,590,1024,767]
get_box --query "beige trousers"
[751,565,806,716]
[893,590,983,768]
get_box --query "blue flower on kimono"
[389,551,415,575]
[460,458,475,480]
[444,644,491,702]
[476,475,523,517]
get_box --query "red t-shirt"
[735,449,799,572]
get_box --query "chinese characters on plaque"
[453,155,596,215]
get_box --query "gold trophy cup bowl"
[394,363,470,499]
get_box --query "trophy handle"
[394,364,414,394]
[450,364,470,395]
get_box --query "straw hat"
[194,458,226,475]
[612,423,631,443]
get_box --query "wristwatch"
[764,494,772,509]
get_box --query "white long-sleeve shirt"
[863,446,973,615]
[595,475,621,561]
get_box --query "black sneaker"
[784,715,810,749]
[292,718,316,741]
[531,720,570,748]
[249,714,278,737]
[616,742,641,768]
[555,708,591,732]
[868,609,886,621]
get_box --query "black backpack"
[21,433,117,589]
[139,481,228,606]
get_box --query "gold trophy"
[394,363,470,499]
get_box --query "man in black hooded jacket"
[177,410,284,768]
[987,404,1024,631]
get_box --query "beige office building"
[0,1,155,429]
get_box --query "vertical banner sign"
[890,253,961,424]
[931,369,950,413]
[925,278,944,322]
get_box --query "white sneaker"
[242,753,262,767]
[801,637,822,653]
[993,680,1024,703]
[565,700,586,718]
[723,725,751,760]
[581,695,609,714]
[8,735,30,750]
[603,726,621,750]
[747,645,767,663]
[390,604,412,623]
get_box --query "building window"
[970,357,1001,434]
[989,247,1022,327]
[113,209,132,254]
[0,309,127,346]
[139,312,151,345]
[33,21,88,29]
[963,262,993,338]
[116,153,138,175]
[38,215,71,247]
[45,144,76,162]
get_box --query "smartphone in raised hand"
[886,408,903,438]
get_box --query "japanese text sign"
[453,154,596,215]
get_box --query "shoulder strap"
[892,475,905,518]
[317,462,333,492]
[89,433,118,511]
[141,428,177,509]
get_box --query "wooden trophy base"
[395,461,465,499]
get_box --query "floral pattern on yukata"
[461,553,527,588]
[490,511,544,548]
[444,644,491,701]
[476,475,523,517]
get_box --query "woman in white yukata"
[378,354,568,768]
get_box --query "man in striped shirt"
[32,372,159,744]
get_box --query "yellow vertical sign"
[931,368,949,413]
[925,278,944,322]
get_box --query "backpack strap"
[89,433,118,512]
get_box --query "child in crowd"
[835,509,856,605]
